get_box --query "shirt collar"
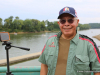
[57,31,79,45]
[71,32,79,45]
[57,31,62,39]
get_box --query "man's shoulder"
[79,34,94,42]
[79,34,92,40]
[48,31,61,40]
[78,34,97,48]
[48,35,57,39]
[45,35,58,47]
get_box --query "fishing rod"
[0,32,30,75]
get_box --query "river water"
[0,29,100,66]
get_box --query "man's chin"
[63,32,72,35]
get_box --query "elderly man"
[38,6,100,75]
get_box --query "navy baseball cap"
[58,6,77,19]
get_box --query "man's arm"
[40,63,48,75]
[94,72,100,75]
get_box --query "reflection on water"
[0,32,58,60]
[0,29,100,66]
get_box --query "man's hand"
[40,63,48,75]
[94,72,100,75]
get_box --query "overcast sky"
[0,0,100,24]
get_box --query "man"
[38,6,100,75]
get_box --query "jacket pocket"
[74,55,90,71]
[45,53,54,66]
[46,54,54,75]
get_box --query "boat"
[14,32,17,35]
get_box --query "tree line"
[0,16,98,33]
[78,23,90,30]
[0,16,60,32]
[89,23,100,29]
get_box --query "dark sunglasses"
[59,18,77,24]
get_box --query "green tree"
[47,21,54,31]
[4,19,10,28]
[31,19,41,32]
[53,21,60,31]
[23,19,32,32]
[0,18,3,30]
[13,17,23,32]
[89,23,100,29]
[78,23,90,30]
[40,21,46,31]
[9,16,14,29]
[15,16,19,20]
[18,20,23,30]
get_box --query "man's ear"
[76,19,79,26]
[57,21,60,26]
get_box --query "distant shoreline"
[9,31,59,34]
[8,29,90,34]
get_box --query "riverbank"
[9,31,59,34]
[93,34,100,41]
[9,28,91,34]
[8,30,100,41]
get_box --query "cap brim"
[57,13,76,19]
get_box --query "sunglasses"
[59,18,77,24]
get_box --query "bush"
[8,29,12,32]
[14,29,18,33]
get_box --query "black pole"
[2,41,30,75]
[11,45,30,51]
[6,49,10,73]
[5,42,13,75]
[0,33,30,75]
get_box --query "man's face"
[58,13,79,37]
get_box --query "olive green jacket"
[38,31,100,75]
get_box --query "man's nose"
[64,20,70,26]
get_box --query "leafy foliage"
[0,16,98,32]
[89,23,100,29]
[78,23,90,30]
